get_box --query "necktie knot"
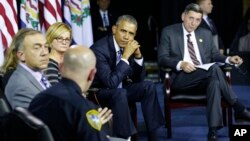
[41,75,50,89]
[187,34,192,43]
[117,50,122,57]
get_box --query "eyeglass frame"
[55,37,71,43]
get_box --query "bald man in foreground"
[29,46,113,141]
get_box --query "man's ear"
[87,68,97,81]
[16,51,25,62]
[112,25,117,34]
[181,12,185,21]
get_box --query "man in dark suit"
[197,0,224,54]
[91,0,118,42]
[90,15,165,141]
[158,3,250,141]
[29,46,114,141]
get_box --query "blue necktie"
[41,75,51,89]
[116,50,122,65]
[103,13,109,27]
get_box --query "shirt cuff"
[176,61,182,71]
[134,57,143,66]
[121,58,129,65]
[225,57,231,64]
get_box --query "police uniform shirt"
[29,78,109,141]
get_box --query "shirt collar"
[99,10,108,16]
[113,36,121,52]
[203,14,208,19]
[19,62,44,83]
[182,24,195,37]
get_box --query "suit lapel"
[17,65,45,91]
[195,30,205,62]
[177,25,184,57]
[107,35,117,67]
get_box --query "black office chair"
[0,98,10,117]
[160,65,233,138]
[0,107,54,141]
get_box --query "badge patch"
[86,109,102,131]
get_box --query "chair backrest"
[0,98,10,117]
[0,107,54,141]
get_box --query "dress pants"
[97,81,165,138]
[172,64,237,127]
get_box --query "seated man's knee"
[142,81,157,96]
[208,78,220,87]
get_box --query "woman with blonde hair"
[45,22,72,85]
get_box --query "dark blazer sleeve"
[158,24,184,71]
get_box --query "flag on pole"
[0,0,18,66]
[41,0,62,31]
[63,0,71,26]
[0,33,4,66]
[63,0,93,47]
[20,0,40,30]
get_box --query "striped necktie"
[187,34,200,65]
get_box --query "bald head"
[63,45,96,73]
[62,45,96,93]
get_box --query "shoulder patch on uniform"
[86,109,102,131]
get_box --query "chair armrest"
[221,64,232,72]
[221,65,232,85]
[160,67,172,95]
[160,67,172,73]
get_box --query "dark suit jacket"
[199,19,224,50]
[91,9,118,42]
[90,34,146,89]
[158,23,227,73]
[29,78,109,141]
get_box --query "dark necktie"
[187,34,200,65]
[103,13,109,27]
[41,75,51,89]
[116,49,123,88]
[116,49,122,65]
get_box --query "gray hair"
[184,3,203,15]
[14,28,41,51]
[115,15,138,28]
